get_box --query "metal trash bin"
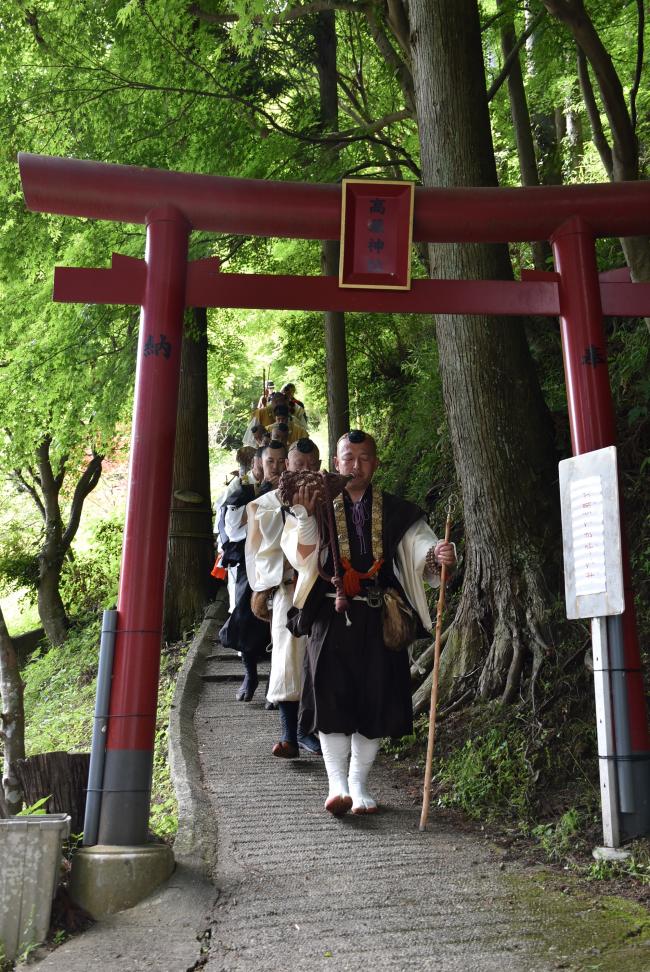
[0,813,71,963]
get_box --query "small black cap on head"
[295,438,315,453]
[261,439,287,460]
[347,429,366,444]
[274,404,289,416]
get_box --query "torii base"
[70,843,175,919]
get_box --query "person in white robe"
[246,438,322,757]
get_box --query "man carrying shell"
[281,431,456,816]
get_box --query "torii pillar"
[76,206,191,913]
[97,205,190,845]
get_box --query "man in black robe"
[282,431,456,816]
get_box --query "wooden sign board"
[339,179,414,290]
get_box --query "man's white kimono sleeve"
[280,513,321,609]
[394,519,441,633]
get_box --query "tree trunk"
[565,94,584,177]
[523,3,563,187]
[37,557,69,646]
[407,0,558,703]
[543,0,650,318]
[15,752,89,834]
[314,11,350,464]
[164,308,215,642]
[0,606,25,814]
[498,0,552,271]
[28,439,103,644]
[576,45,613,179]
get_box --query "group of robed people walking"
[213,382,456,817]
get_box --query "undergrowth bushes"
[16,516,186,839]
[395,671,602,846]
[436,725,536,823]
[22,619,186,839]
[60,516,123,621]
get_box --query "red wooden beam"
[52,259,650,318]
[53,254,146,305]
[600,282,650,316]
[19,152,650,243]
[189,274,561,315]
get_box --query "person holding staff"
[281,430,456,817]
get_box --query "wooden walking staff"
[419,498,453,832]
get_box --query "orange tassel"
[340,557,383,597]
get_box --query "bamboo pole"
[419,502,453,832]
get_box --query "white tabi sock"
[318,732,351,799]
[348,733,381,812]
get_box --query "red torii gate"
[18,153,650,853]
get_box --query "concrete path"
[20,864,215,971]
[197,640,536,971]
[196,631,650,972]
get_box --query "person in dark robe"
[219,440,287,701]
[214,448,264,611]
[281,431,456,816]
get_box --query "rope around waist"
[324,591,383,609]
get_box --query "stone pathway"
[196,641,562,972]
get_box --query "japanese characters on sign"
[339,179,415,290]
[570,475,607,597]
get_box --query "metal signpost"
[559,447,624,848]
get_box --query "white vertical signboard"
[559,446,624,620]
[559,446,625,848]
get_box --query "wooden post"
[419,505,453,832]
